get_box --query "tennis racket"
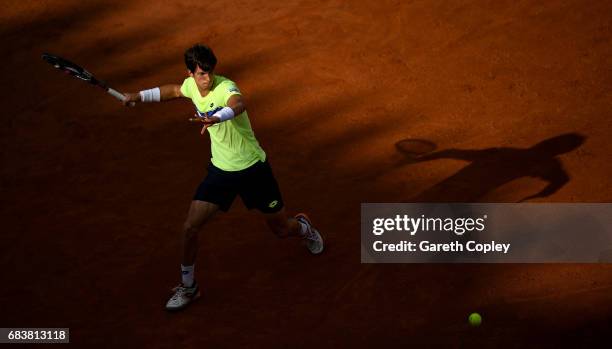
[42,53,129,103]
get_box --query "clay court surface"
[1,0,611,347]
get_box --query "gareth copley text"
[373,240,511,254]
[372,214,488,236]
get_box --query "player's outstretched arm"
[123,84,184,106]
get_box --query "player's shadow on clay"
[396,133,586,202]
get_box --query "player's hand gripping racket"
[42,53,134,105]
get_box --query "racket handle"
[107,88,127,102]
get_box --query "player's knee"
[183,222,200,239]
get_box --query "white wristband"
[212,107,235,122]
[139,87,161,102]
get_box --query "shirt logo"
[268,200,279,208]
[196,106,223,117]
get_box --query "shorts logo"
[268,200,279,208]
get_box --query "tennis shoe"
[295,213,324,254]
[165,281,200,311]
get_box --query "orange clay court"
[1,0,611,347]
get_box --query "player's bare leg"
[182,200,219,266]
[264,207,301,237]
[166,200,219,311]
[263,207,324,254]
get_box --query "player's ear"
[187,70,194,77]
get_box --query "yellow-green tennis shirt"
[180,75,266,171]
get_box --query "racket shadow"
[394,139,437,163]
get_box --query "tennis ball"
[468,313,482,327]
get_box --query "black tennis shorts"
[193,160,284,213]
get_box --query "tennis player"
[122,44,324,311]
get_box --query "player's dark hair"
[184,44,217,73]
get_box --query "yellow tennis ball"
[468,313,482,326]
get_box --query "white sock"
[181,264,195,287]
[298,221,309,236]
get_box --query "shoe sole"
[296,213,325,255]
